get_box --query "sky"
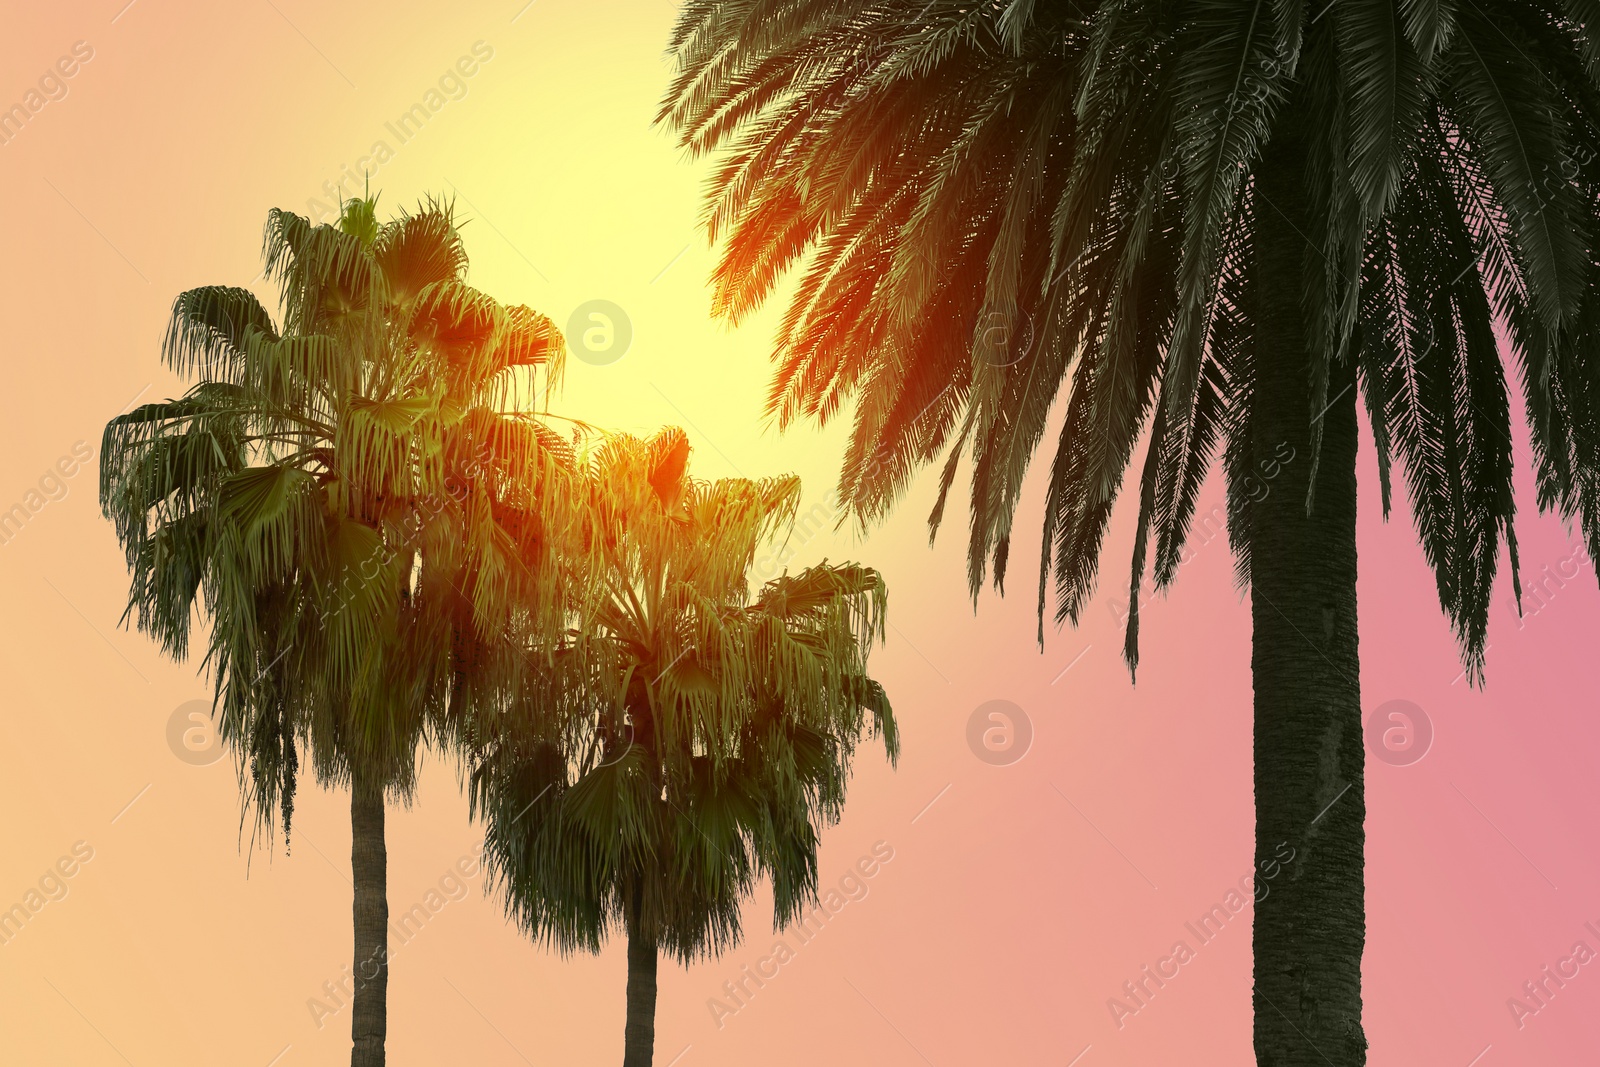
[1,2,1598,1065]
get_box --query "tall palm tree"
[100,196,580,1067]
[464,428,897,1067]
[660,2,1600,1061]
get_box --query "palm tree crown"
[101,194,578,828]
[660,0,1600,676]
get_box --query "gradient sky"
[1,2,1598,1065]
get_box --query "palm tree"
[660,2,1600,1061]
[99,195,580,1067]
[464,428,897,1067]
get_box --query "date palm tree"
[464,428,897,1067]
[660,2,1600,1061]
[99,195,580,1067]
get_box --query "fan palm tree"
[464,428,897,1067]
[99,195,580,1067]
[660,2,1600,1061]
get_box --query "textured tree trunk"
[623,921,658,1067]
[351,768,388,1067]
[1249,125,1367,1065]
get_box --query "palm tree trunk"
[623,920,658,1067]
[350,768,388,1067]
[1249,124,1367,1065]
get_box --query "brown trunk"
[350,768,388,1067]
[622,920,658,1067]
[1249,121,1367,1065]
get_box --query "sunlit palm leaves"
[100,195,582,838]
[662,0,1600,684]
[468,428,897,964]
